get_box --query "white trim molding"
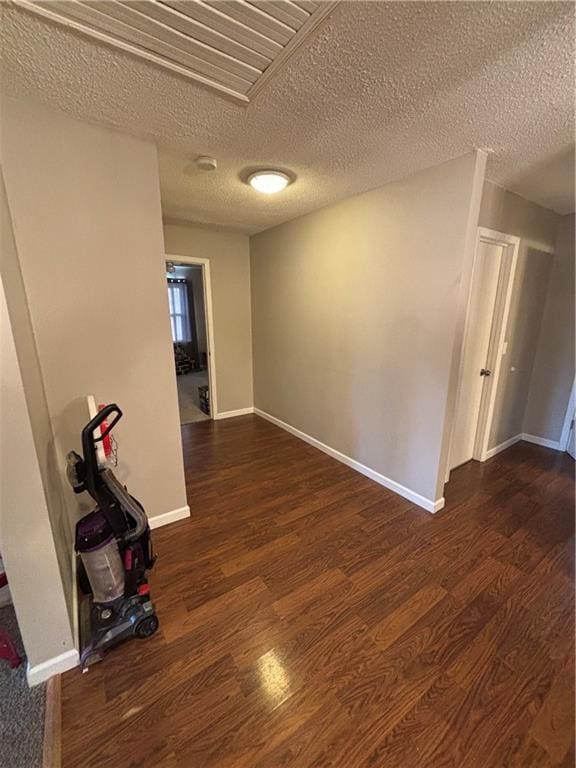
[214,407,254,420]
[521,433,562,451]
[474,229,521,463]
[446,226,521,473]
[441,151,488,489]
[27,648,79,687]
[149,505,190,530]
[479,432,565,462]
[165,254,219,420]
[559,376,576,451]
[254,408,444,514]
[483,434,523,460]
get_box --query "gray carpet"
[177,369,210,424]
[0,604,45,768]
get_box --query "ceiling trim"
[12,0,339,104]
[247,1,338,100]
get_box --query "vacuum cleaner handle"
[82,404,122,496]
[92,404,123,442]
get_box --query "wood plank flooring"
[61,415,575,767]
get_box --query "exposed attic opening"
[14,0,339,103]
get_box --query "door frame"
[165,254,219,419]
[447,227,520,475]
[559,375,576,451]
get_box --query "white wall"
[164,221,253,414]
[1,97,188,537]
[251,153,486,509]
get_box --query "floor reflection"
[257,649,291,707]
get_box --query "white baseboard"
[430,497,446,513]
[484,432,563,459]
[483,433,523,460]
[149,505,190,530]
[521,433,562,451]
[214,407,254,420]
[254,408,443,514]
[27,648,79,687]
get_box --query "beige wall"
[524,214,575,442]
[163,222,253,413]
[0,271,76,679]
[251,153,485,506]
[479,182,562,448]
[1,98,187,536]
[0,167,75,629]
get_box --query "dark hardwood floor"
[61,415,575,767]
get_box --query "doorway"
[560,377,576,460]
[165,256,218,424]
[449,228,520,470]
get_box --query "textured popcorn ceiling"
[1,1,574,233]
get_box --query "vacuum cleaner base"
[80,592,159,671]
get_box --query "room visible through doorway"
[166,260,211,424]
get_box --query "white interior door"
[450,241,504,470]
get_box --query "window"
[167,279,191,343]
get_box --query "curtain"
[167,279,192,343]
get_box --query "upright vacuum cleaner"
[66,404,159,669]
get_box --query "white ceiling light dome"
[248,170,292,195]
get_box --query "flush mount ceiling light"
[248,170,292,195]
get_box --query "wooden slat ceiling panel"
[116,0,272,69]
[17,0,338,103]
[292,0,319,13]
[35,0,257,89]
[159,1,283,58]
[85,1,262,78]
[247,1,309,30]
[203,0,294,45]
